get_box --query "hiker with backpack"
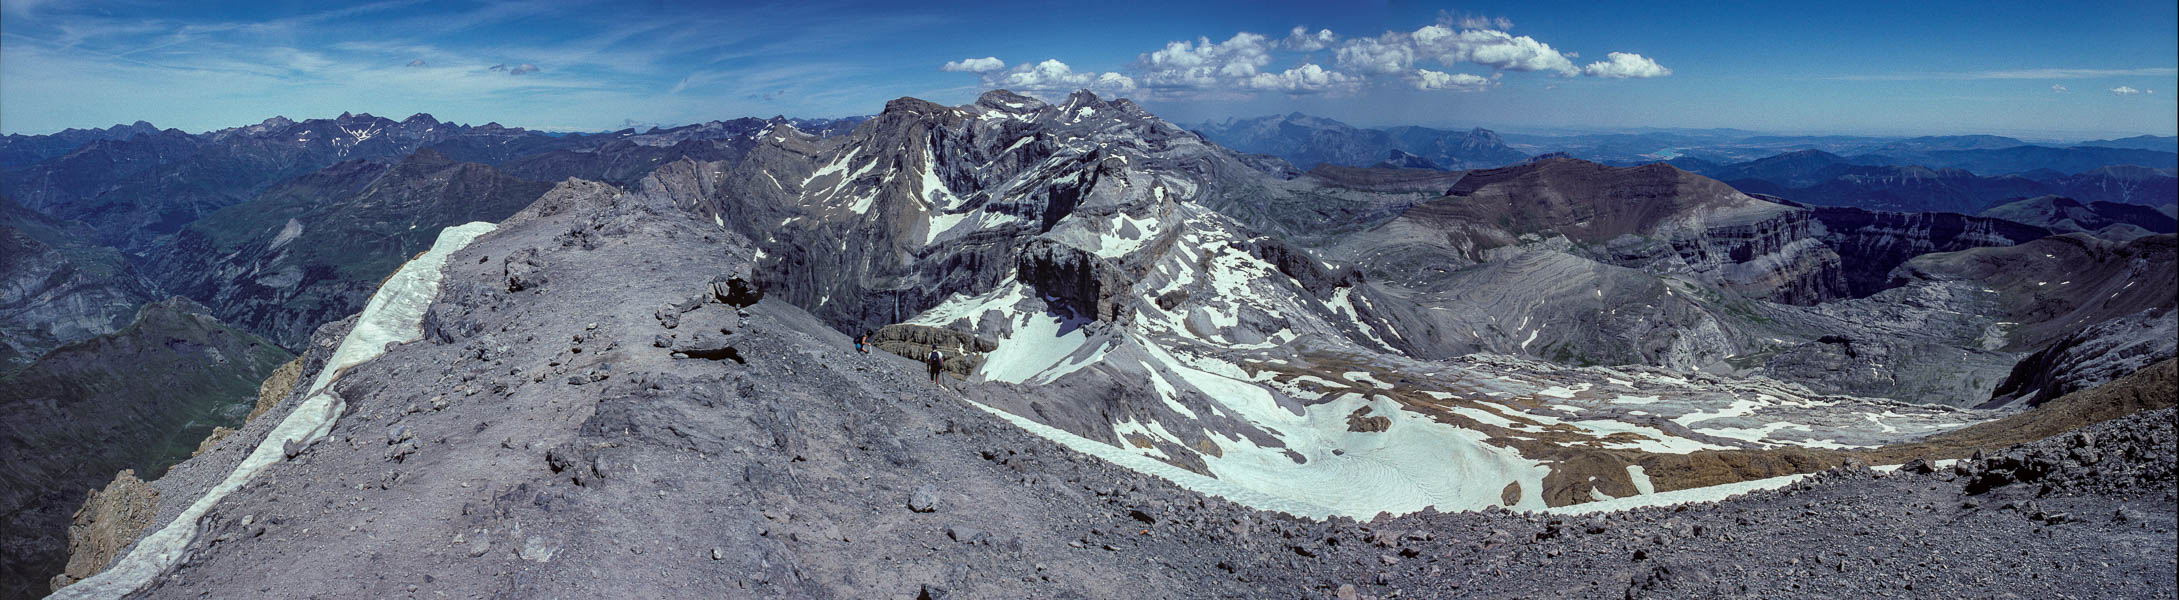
[926,348,944,384]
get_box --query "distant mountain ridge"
[1979,195,2179,239]
[0,122,164,168]
[1690,150,2177,215]
[1192,112,1529,171]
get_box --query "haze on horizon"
[2,0,2174,139]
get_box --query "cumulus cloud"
[944,19,1665,99]
[1581,52,1671,78]
[1244,63,1359,92]
[1333,36,1418,75]
[1282,26,1338,51]
[1414,69,1495,91]
[984,59,1136,95]
[1138,33,1276,89]
[2110,85,2141,95]
[940,56,1005,73]
[1434,28,1579,74]
[1338,25,1584,77]
[2051,84,2068,93]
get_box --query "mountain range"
[1193,112,1532,172]
[2,92,2174,599]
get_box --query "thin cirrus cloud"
[1831,67,2179,81]
[2110,86,2157,95]
[941,19,1669,98]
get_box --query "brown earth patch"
[1243,353,2175,508]
[1860,358,2176,465]
[248,356,305,422]
[48,470,158,593]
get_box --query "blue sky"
[2,0,2174,138]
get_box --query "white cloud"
[1138,33,1275,89]
[1282,26,1338,51]
[1338,25,1584,77]
[2050,84,2068,93]
[1244,63,1358,93]
[1414,69,1495,91]
[1334,35,1419,75]
[1581,52,1671,79]
[985,59,1135,95]
[940,56,1005,73]
[2111,85,2141,95]
[946,20,1662,100]
[1417,26,1580,75]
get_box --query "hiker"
[855,331,869,353]
[926,348,944,384]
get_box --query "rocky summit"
[40,178,2176,599]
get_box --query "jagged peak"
[403,113,440,125]
[1057,89,1110,112]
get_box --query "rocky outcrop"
[1015,238,1132,323]
[871,323,995,378]
[45,470,157,593]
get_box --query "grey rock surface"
[78,177,2179,599]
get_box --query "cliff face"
[1808,206,2051,297]
[1643,209,1850,305]
[640,91,1205,336]
[0,298,289,600]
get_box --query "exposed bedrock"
[1987,308,2177,408]
[1015,238,1134,324]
